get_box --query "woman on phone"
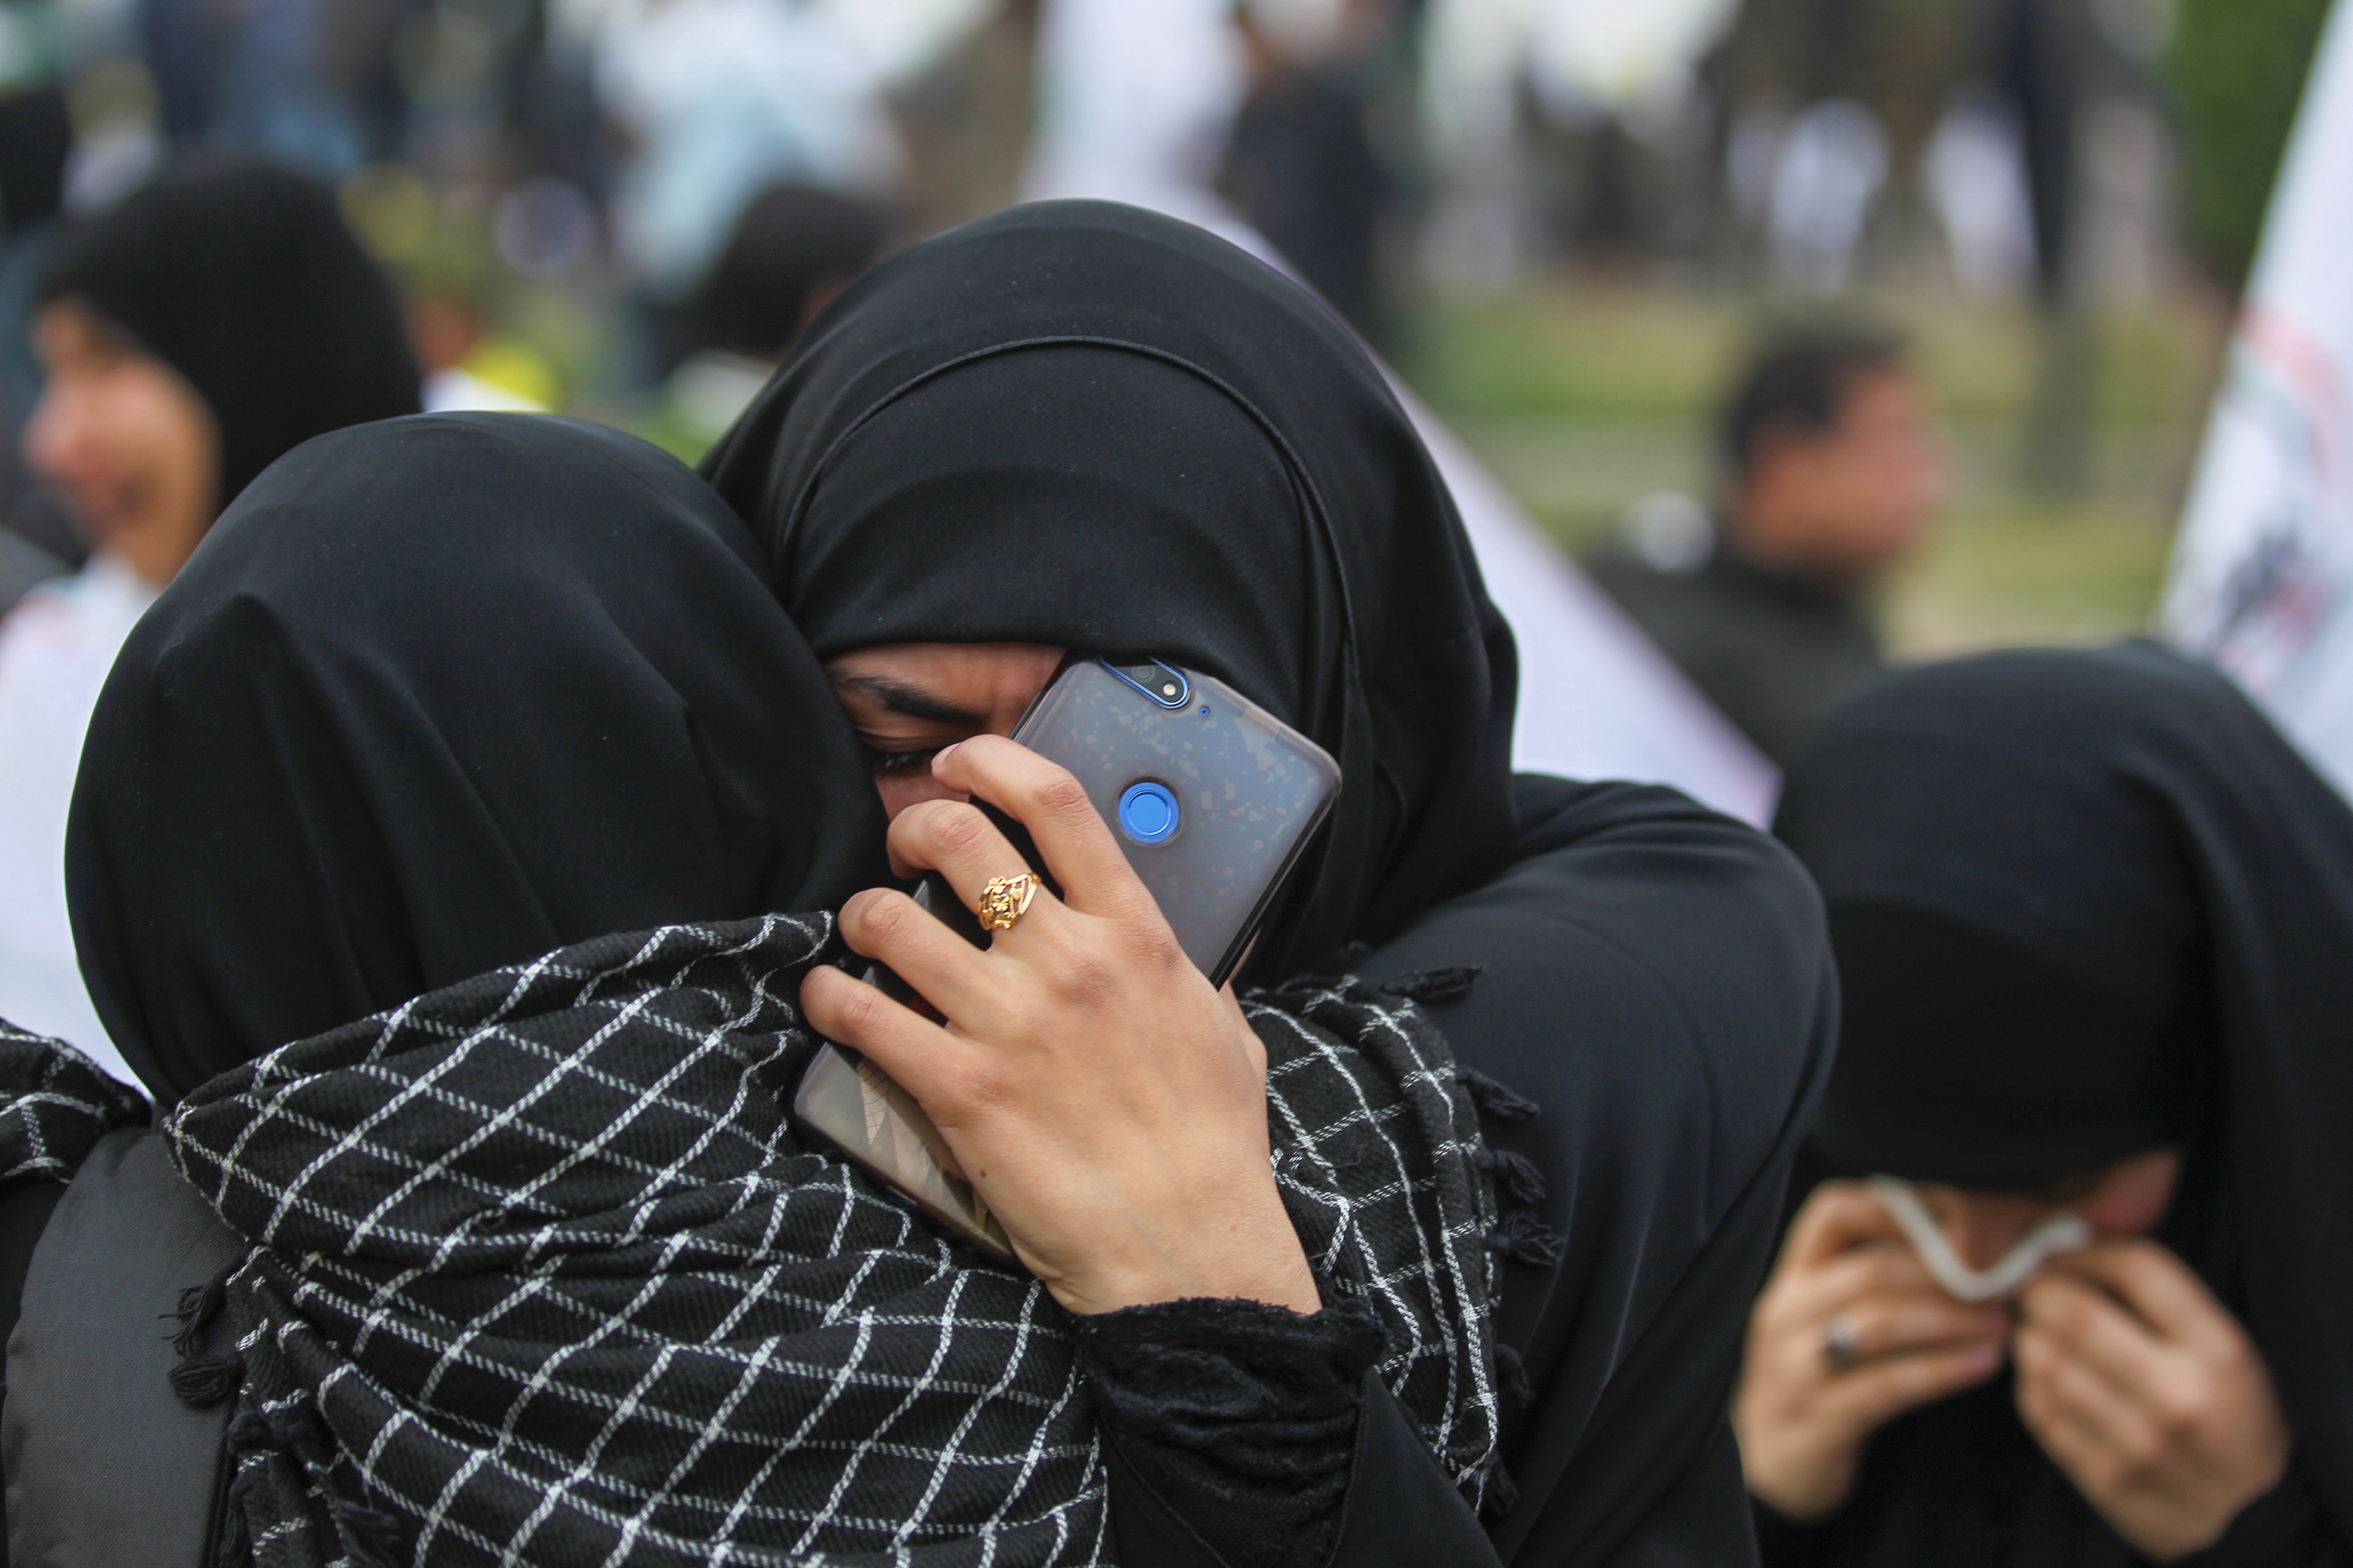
[12,412,1509,1566]
[1741,644,2353,1566]
[702,199,1840,1565]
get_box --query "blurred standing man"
[1589,325,1948,766]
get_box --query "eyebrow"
[833,674,986,728]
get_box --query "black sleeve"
[1082,1295,1501,1568]
[1588,1422,1762,1568]
[2186,1465,2351,1568]
[1359,774,1833,1568]
[1751,1494,1834,1568]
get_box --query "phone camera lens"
[1118,780,1181,844]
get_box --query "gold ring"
[976,872,1042,932]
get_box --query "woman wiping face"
[1740,644,2353,1567]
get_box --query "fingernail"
[933,743,958,768]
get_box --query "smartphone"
[792,656,1342,1257]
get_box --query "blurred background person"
[660,182,888,444]
[1742,644,2353,1565]
[1217,0,1399,341]
[1587,322,1948,765]
[587,0,975,381]
[0,156,417,1077]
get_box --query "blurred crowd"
[0,0,2263,511]
[0,0,2345,1563]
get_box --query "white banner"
[2163,0,2353,800]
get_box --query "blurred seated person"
[1740,644,2353,1566]
[0,156,417,1077]
[1588,323,1945,765]
[664,184,885,445]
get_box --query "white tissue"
[1871,1175,2092,1303]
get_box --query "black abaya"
[41,156,420,516]
[1769,641,2353,1567]
[1363,776,1837,1565]
[703,199,1838,1565]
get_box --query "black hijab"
[701,199,1519,979]
[42,156,420,516]
[68,413,887,1104]
[1772,641,2353,1564]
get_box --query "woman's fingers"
[2014,1319,2154,1460]
[1818,1293,2012,1365]
[834,887,1003,1022]
[2050,1240,2231,1349]
[1786,1181,1911,1267]
[886,796,1034,898]
[1772,1241,1943,1325]
[930,736,1146,919]
[2019,1270,2169,1404]
[2014,1333,2129,1485]
[798,964,978,1117]
[1812,1339,2006,1442]
[885,798,1078,959]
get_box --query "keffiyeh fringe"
[1,916,1520,1566]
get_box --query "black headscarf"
[41,156,420,517]
[67,413,888,1105]
[1770,641,2353,1564]
[701,199,1519,980]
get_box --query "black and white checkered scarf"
[3,915,1534,1566]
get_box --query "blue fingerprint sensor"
[1118,780,1181,845]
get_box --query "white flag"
[2163,0,2353,800]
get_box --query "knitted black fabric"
[0,1018,147,1178]
[97,916,1510,1567]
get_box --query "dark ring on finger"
[1822,1314,1865,1372]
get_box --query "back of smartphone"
[1018,659,1337,985]
[792,656,1339,1257]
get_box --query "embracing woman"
[6,412,1503,1566]
[700,199,1840,1563]
[0,207,1834,1568]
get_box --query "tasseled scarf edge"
[1362,960,1564,1524]
[166,1261,241,1409]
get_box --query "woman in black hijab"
[1744,642,2353,1566]
[703,199,1839,1565]
[0,155,419,1084]
[22,412,1516,1567]
[33,154,420,586]
[68,413,880,1099]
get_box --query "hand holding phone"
[797,729,1327,1317]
